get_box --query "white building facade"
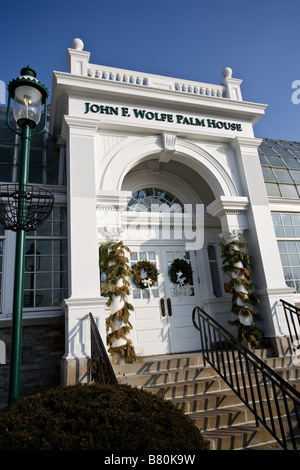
[1,39,299,394]
[47,39,295,384]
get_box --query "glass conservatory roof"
[259,138,300,198]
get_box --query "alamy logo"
[291,80,300,104]
[0,80,6,105]
[101,201,205,251]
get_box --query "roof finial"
[72,38,84,51]
[222,67,233,79]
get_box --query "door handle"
[167,298,172,316]
[160,298,166,317]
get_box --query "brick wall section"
[0,317,65,408]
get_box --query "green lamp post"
[5,67,49,404]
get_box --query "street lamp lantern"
[0,67,54,405]
[7,66,48,130]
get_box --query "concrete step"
[204,414,300,451]
[172,389,245,413]
[113,351,300,450]
[203,423,274,450]
[113,351,205,376]
[188,396,298,432]
[117,365,218,387]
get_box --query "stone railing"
[87,65,149,86]
[87,64,224,97]
[67,38,243,101]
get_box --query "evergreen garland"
[99,240,139,363]
[220,239,263,347]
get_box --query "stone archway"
[99,135,239,200]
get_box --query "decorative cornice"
[61,115,100,139]
[231,136,263,153]
[207,196,249,218]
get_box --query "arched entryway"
[98,136,241,356]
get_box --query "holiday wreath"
[132,260,158,289]
[169,258,193,285]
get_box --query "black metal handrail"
[192,306,300,450]
[89,312,117,384]
[280,299,300,355]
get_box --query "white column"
[231,137,295,339]
[60,116,106,385]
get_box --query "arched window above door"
[127,188,183,212]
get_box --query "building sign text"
[83,102,243,131]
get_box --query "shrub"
[0,383,209,450]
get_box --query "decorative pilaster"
[231,137,295,339]
[60,115,106,385]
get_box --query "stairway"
[113,350,300,450]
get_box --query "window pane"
[274,215,300,293]
[36,273,52,289]
[278,241,287,253]
[262,167,276,182]
[284,226,295,238]
[292,214,300,225]
[23,208,68,309]
[0,147,14,182]
[282,158,300,169]
[46,147,60,185]
[37,220,52,236]
[0,146,14,163]
[259,146,278,155]
[265,183,280,196]
[0,127,16,144]
[0,164,13,182]
[275,147,293,157]
[37,240,52,254]
[273,169,293,183]
[286,241,297,253]
[280,185,298,198]
[274,226,284,237]
[289,254,300,265]
[290,171,300,183]
[272,213,282,225]
[127,187,183,212]
[266,156,286,167]
[281,214,292,225]
[29,166,43,184]
[259,154,269,166]
[280,254,289,265]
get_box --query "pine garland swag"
[99,240,139,363]
[220,239,263,347]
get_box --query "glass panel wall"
[259,139,300,198]
[272,212,300,292]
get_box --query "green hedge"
[0,383,209,450]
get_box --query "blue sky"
[1,0,300,141]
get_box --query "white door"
[128,245,201,356]
[162,248,202,354]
